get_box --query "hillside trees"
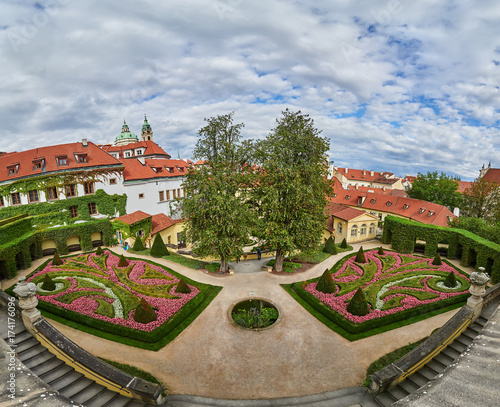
[407,171,462,210]
[460,177,500,222]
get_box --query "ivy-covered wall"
[111,217,152,244]
[383,215,500,283]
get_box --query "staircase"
[1,309,155,407]
[374,302,497,406]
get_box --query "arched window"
[351,225,358,237]
[369,223,376,234]
[337,222,343,234]
[360,224,367,235]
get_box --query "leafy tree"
[323,236,338,255]
[253,109,332,272]
[407,171,463,210]
[316,269,336,294]
[181,112,255,273]
[150,234,169,257]
[132,237,145,252]
[346,288,370,316]
[461,177,500,222]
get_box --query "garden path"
[5,241,474,400]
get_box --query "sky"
[1,0,500,181]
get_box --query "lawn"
[284,249,470,339]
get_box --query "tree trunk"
[274,250,284,272]
[220,259,228,273]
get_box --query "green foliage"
[232,307,278,329]
[41,273,56,291]
[182,112,254,273]
[378,246,385,255]
[460,178,500,222]
[164,253,206,269]
[205,262,221,273]
[346,288,370,316]
[432,252,442,265]
[316,269,336,294]
[444,271,457,288]
[132,237,145,252]
[292,246,331,263]
[323,237,338,255]
[150,234,169,257]
[117,254,128,267]
[52,252,63,266]
[407,171,463,210]
[253,109,333,272]
[133,299,157,324]
[355,246,367,263]
[175,278,191,294]
[96,246,104,255]
[340,238,348,249]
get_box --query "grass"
[363,337,427,387]
[99,357,169,395]
[266,259,302,273]
[163,252,206,269]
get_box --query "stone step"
[81,388,122,407]
[406,371,429,388]
[441,346,461,360]
[386,384,410,401]
[70,383,109,405]
[374,392,397,407]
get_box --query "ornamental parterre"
[304,250,470,324]
[28,251,199,332]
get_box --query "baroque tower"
[141,115,153,142]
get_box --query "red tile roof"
[335,167,394,182]
[151,213,182,234]
[114,210,151,225]
[482,168,500,184]
[327,201,370,222]
[121,158,192,182]
[101,140,170,159]
[455,180,473,194]
[0,141,122,183]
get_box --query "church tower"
[141,115,153,142]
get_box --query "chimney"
[82,138,88,147]
[383,186,386,192]
[370,170,374,176]
[355,184,359,190]
[345,167,348,174]
[363,169,366,175]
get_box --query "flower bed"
[286,250,470,334]
[22,250,221,346]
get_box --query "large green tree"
[181,113,254,273]
[253,109,332,272]
[407,171,462,210]
[461,177,500,222]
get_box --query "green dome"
[115,120,139,143]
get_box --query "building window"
[137,230,144,237]
[159,191,165,201]
[337,222,343,234]
[65,184,77,197]
[0,196,3,207]
[360,224,367,235]
[172,189,177,199]
[139,193,145,199]
[28,190,39,203]
[125,151,132,158]
[46,187,58,200]
[11,192,21,205]
[70,205,78,218]
[109,178,117,185]
[88,202,97,215]
[177,188,181,198]
[83,182,94,195]
[57,156,69,166]
[75,154,88,163]
[32,160,43,170]
[167,235,171,244]
[351,225,358,237]
[8,164,19,175]
[166,190,170,200]
[136,149,143,155]
[378,213,383,220]
[369,223,376,234]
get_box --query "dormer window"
[345,195,351,200]
[124,151,132,158]
[370,198,376,204]
[75,153,88,163]
[135,149,143,155]
[7,164,19,175]
[386,201,392,207]
[152,167,162,173]
[32,159,44,170]
[419,208,425,214]
[428,211,435,217]
[57,156,68,166]
[403,204,410,210]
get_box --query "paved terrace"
[1,241,472,401]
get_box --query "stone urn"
[13,276,41,330]
[467,267,490,321]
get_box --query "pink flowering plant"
[293,249,470,329]
[26,250,216,340]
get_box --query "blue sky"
[1,0,500,180]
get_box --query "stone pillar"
[13,276,41,335]
[467,267,490,322]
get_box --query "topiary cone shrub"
[150,234,169,257]
[340,238,348,249]
[378,246,385,255]
[432,253,442,266]
[355,246,367,263]
[323,237,338,255]
[133,298,157,324]
[41,273,56,291]
[132,237,145,252]
[175,278,191,294]
[95,246,104,256]
[52,252,63,266]
[117,254,128,267]
[444,271,457,288]
[316,269,336,294]
[346,288,370,316]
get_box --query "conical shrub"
[52,252,63,266]
[355,246,367,263]
[340,238,348,249]
[346,288,370,316]
[316,269,336,294]
[323,237,338,255]
[117,254,128,267]
[95,246,104,255]
[378,246,385,255]
[175,278,191,294]
[133,299,157,324]
[444,271,457,288]
[132,237,145,252]
[41,273,56,291]
[432,253,442,266]
[150,234,169,257]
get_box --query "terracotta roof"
[0,141,122,183]
[334,167,393,182]
[151,213,181,235]
[114,210,151,225]
[101,140,170,159]
[327,201,369,221]
[482,168,500,184]
[121,158,192,182]
[455,180,473,194]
